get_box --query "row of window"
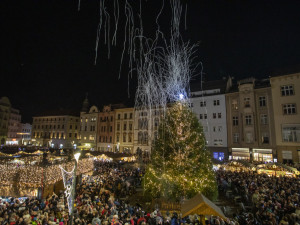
[21,135,31,139]
[100,126,113,132]
[137,132,148,144]
[116,133,133,143]
[199,113,222,120]
[199,100,220,107]
[117,113,133,120]
[99,136,113,143]
[81,117,97,123]
[116,123,133,131]
[34,132,78,139]
[232,132,269,144]
[34,118,78,122]
[232,114,269,126]
[34,124,78,130]
[22,129,31,132]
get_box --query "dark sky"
[1,0,300,123]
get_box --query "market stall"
[218,161,256,172]
[256,163,299,177]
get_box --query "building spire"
[81,93,89,112]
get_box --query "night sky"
[1,0,300,123]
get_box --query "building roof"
[81,94,89,113]
[190,78,229,97]
[33,109,79,117]
[226,77,270,93]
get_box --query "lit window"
[89,135,95,141]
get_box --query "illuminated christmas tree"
[144,103,217,201]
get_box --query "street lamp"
[70,150,81,225]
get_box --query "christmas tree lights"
[144,103,218,201]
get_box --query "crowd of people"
[3,160,300,225]
[217,169,300,225]
[0,161,237,225]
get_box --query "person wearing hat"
[111,215,120,225]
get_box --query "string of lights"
[0,158,94,188]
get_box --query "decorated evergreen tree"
[144,103,217,201]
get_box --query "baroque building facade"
[270,72,300,163]
[79,102,99,150]
[133,108,163,154]
[96,105,116,152]
[6,108,22,145]
[226,77,276,162]
[20,123,32,145]
[114,107,134,153]
[32,114,80,148]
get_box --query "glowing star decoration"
[59,166,75,215]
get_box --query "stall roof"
[181,193,226,220]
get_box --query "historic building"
[226,77,276,162]
[20,123,32,145]
[190,78,231,160]
[114,107,134,153]
[6,108,22,145]
[0,97,11,145]
[133,107,164,154]
[31,114,80,148]
[270,72,300,163]
[96,105,116,152]
[79,96,99,150]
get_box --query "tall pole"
[70,159,78,225]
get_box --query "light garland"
[0,158,94,189]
